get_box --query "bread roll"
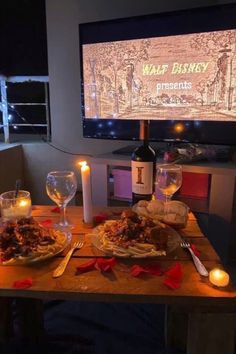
[162,201,189,228]
[146,199,164,219]
[133,199,189,228]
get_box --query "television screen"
[79,3,236,145]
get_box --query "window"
[0,76,50,143]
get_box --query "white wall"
[22,0,234,204]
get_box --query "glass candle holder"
[0,190,32,221]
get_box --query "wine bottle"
[131,120,156,205]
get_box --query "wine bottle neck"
[139,120,150,141]
[142,139,149,146]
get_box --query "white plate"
[1,228,72,266]
[90,220,181,258]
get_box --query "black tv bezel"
[79,3,236,146]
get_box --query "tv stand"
[90,153,236,263]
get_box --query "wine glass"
[46,171,77,228]
[155,164,182,202]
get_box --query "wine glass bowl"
[155,164,182,202]
[46,171,77,228]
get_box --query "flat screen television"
[79,3,236,146]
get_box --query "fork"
[181,240,209,277]
[53,240,84,278]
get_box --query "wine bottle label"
[131,161,153,195]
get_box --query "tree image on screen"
[82,30,236,122]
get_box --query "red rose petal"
[93,213,108,224]
[76,259,97,274]
[130,265,147,277]
[190,244,201,257]
[40,219,53,228]
[12,278,33,289]
[163,278,181,290]
[51,207,60,213]
[163,262,183,290]
[96,257,117,272]
[130,264,163,277]
[111,211,122,216]
[144,264,163,276]
[165,262,183,281]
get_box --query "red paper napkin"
[163,262,183,290]
[190,244,201,257]
[12,278,33,289]
[51,207,60,213]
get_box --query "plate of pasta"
[0,217,71,265]
[90,209,181,258]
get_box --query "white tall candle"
[79,161,93,224]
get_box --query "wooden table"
[0,206,236,354]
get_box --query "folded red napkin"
[130,264,163,277]
[51,207,60,213]
[163,262,183,290]
[40,219,53,228]
[76,257,116,274]
[12,278,33,289]
[190,244,201,257]
[93,213,109,224]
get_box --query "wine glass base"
[53,222,74,231]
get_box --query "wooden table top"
[0,205,235,307]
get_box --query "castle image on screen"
[82,29,236,121]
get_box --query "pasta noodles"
[0,217,68,265]
[92,220,167,258]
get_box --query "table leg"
[165,305,236,354]
[165,305,188,352]
[187,312,236,354]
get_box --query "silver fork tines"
[181,240,209,277]
[53,240,84,278]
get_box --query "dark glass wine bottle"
[131,120,156,205]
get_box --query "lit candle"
[0,190,32,221]
[209,268,230,287]
[2,198,31,220]
[79,161,93,224]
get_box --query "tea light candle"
[79,161,93,224]
[2,199,31,219]
[209,268,230,287]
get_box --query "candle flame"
[19,200,28,207]
[79,161,87,168]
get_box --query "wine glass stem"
[165,195,171,203]
[60,205,67,225]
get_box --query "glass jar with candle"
[0,190,32,221]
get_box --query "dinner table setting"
[0,163,235,354]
